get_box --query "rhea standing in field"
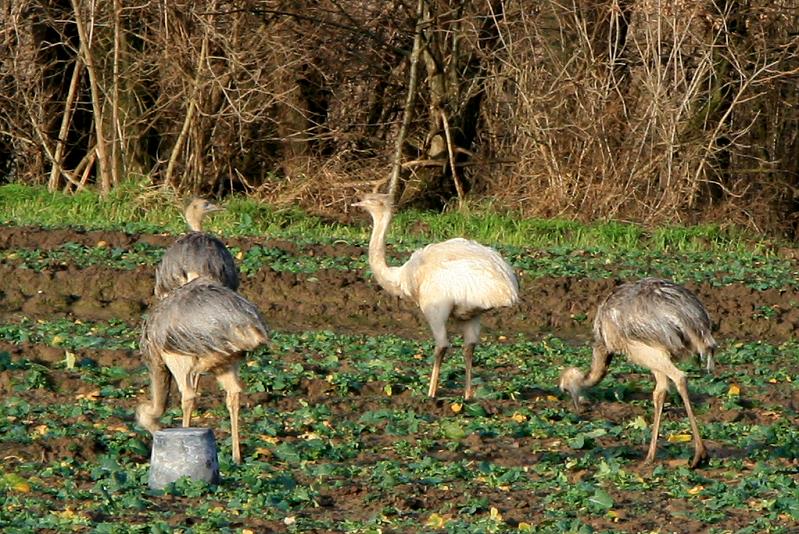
[154,197,239,299]
[136,277,269,464]
[559,278,716,468]
[352,193,519,400]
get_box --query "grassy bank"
[0,183,779,254]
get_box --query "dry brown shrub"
[1,0,798,232]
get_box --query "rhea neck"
[582,344,614,389]
[185,210,204,232]
[364,206,403,297]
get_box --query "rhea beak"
[351,200,364,208]
[203,202,224,214]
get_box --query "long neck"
[366,209,403,297]
[185,212,203,232]
[581,343,614,389]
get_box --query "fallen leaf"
[545,395,559,402]
[728,383,741,396]
[76,389,101,401]
[2,473,31,493]
[511,412,527,423]
[687,485,704,495]
[450,403,462,414]
[425,513,448,529]
[55,509,77,519]
[667,433,692,443]
[236,251,245,260]
[489,507,503,521]
[31,425,48,438]
[518,522,533,532]
[254,447,273,458]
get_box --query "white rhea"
[559,278,716,468]
[353,193,519,400]
[154,198,238,298]
[136,277,269,464]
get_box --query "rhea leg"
[461,316,482,401]
[136,353,172,433]
[422,302,453,399]
[217,366,244,464]
[645,371,670,464]
[163,353,197,428]
[673,370,708,468]
[628,342,708,468]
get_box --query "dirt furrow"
[1,262,797,342]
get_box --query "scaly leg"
[628,342,708,468]
[673,371,708,468]
[182,369,201,427]
[422,302,452,399]
[463,344,475,400]
[645,371,670,464]
[217,367,244,464]
[163,353,196,428]
[136,350,172,433]
[461,316,481,401]
[427,345,448,398]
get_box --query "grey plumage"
[154,198,239,298]
[594,278,716,372]
[559,278,716,469]
[137,277,269,464]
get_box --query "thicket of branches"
[1,0,798,233]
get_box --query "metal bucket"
[148,427,220,489]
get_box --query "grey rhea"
[559,278,716,468]
[136,277,269,464]
[154,198,239,299]
[353,193,519,400]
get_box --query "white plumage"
[353,193,519,399]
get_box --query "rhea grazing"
[154,197,239,299]
[559,278,716,468]
[136,277,268,463]
[353,192,519,400]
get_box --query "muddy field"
[2,226,798,341]
[1,225,798,533]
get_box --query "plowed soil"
[1,225,798,533]
[1,225,797,342]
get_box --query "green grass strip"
[0,182,781,253]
